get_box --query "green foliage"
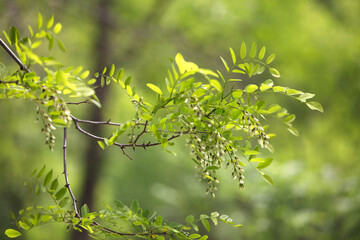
[1,14,322,239]
[9,166,240,239]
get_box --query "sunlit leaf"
[229,47,236,64]
[257,158,273,169]
[250,42,257,58]
[220,56,229,72]
[201,218,211,232]
[109,64,115,77]
[53,23,62,34]
[38,13,43,29]
[5,229,22,238]
[269,68,280,78]
[245,84,258,93]
[266,54,276,64]
[259,46,266,60]
[130,199,140,213]
[306,101,324,113]
[262,174,274,185]
[47,15,54,29]
[146,83,163,95]
[240,42,246,59]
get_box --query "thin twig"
[0,37,30,72]
[63,128,80,218]
[92,221,167,237]
[70,114,125,126]
[133,121,148,145]
[0,80,19,84]
[66,100,91,105]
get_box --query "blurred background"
[1,0,359,239]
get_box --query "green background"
[1,0,359,239]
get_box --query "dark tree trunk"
[70,0,113,239]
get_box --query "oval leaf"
[306,101,324,113]
[259,46,266,60]
[250,42,257,58]
[266,54,276,64]
[146,83,163,95]
[269,68,280,78]
[5,229,22,238]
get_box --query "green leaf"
[175,53,186,74]
[298,93,315,102]
[250,158,265,162]
[287,127,299,136]
[250,42,257,58]
[201,218,211,232]
[109,64,115,77]
[57,39,66,52]
[50,178,59,192]
[146,83,163,95]
[81,204,89,216]
[87,78,96,85]
[266,54,276,64]
[43,170,53,186]
[161,137,168,148]
[244,150,259,155]
[5,229,22,238]
[262,174,274,185]
[80,70,90,79]
[9,26,19,45]
[186,215,195,224]
[206,166,220,171]
[36,165,46,179]
[273,86,285,92]
[59,197,70,208]
[55,187,67,200]
[269,68,280,78]
[116,68,124,81]
[220,56,229,72]
[245,84,258,93]
[18,221,30,230]
[130,199,140,213]
[199,236,208,240]
[189,234,201,239]
[31,40,42,49]
[209,79,222,92]
[232,89,243,98]
[47,15,54,29]
[286,89,303,96]
[260,79,274,91]
[229,47,236,64]
[240,42,246,59]
[53,23,62,34]
[306,101,324,113]
[284,114,296,123]
[126,85,133,96]
[257,158,273,169]
[28,25,34,37]
[38,13,43,29]
[259,46,266,60]
[125,76,132,86]
[267,104,282,114]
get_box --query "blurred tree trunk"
[71,0,172,239]
[70,0,113,239]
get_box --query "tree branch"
[63,128,80,218]
[0,37,30,72]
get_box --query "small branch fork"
[70,114,197,160]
